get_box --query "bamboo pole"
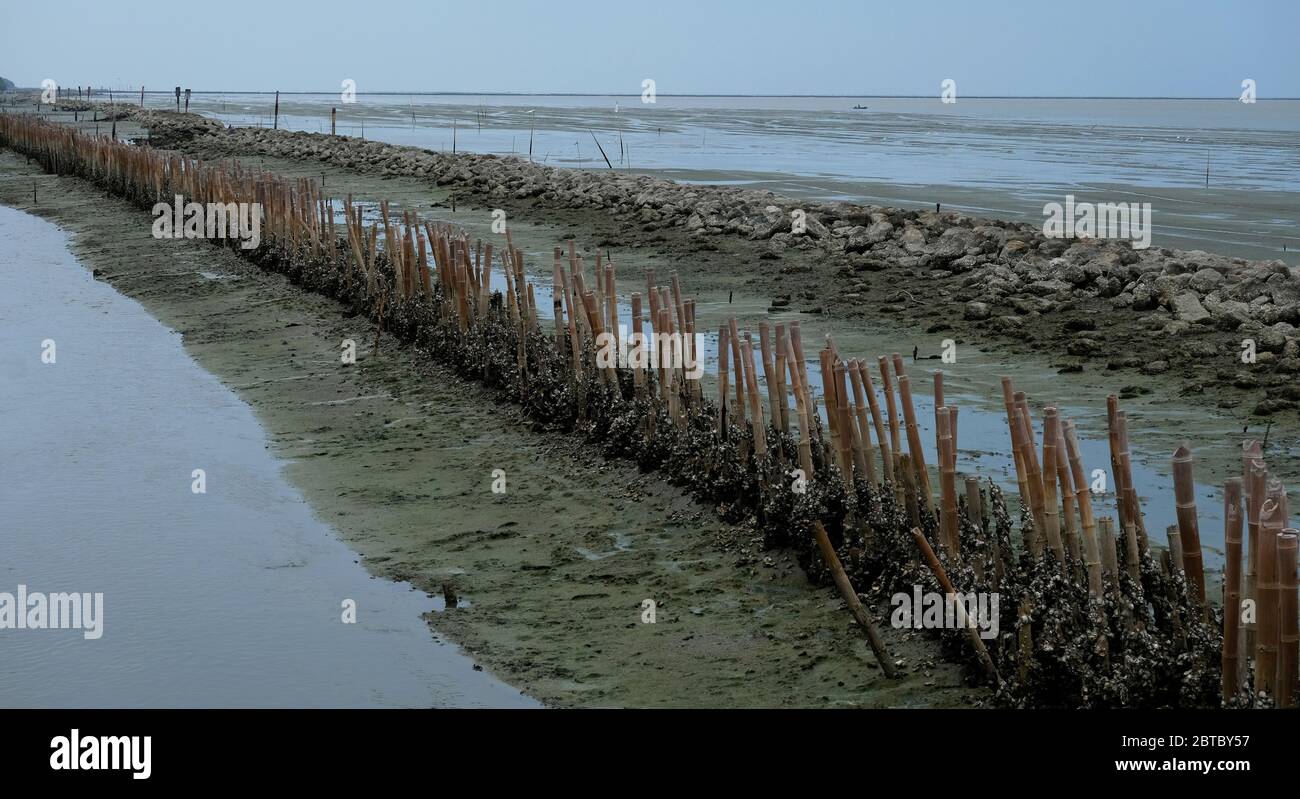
[1257,496,1283,700]
[1280,530,1299,708]
[812,522,896,677]
[1171,444,1207,611]
[1098,517,1120,600]
[773,324,791,435]
[833,361,855,490]
[1013,399,1047,561]
[878,356,901,470]
[759,323,782,436]
[909,527,999,685]
[1116,410,1149,554]
[717,323,730,437]
[1063,421,1103,599]
[783,335,814,479]
[1054,425,1082,581]
[1000,377,1032,517]
[853,359,892,484]
[892,357,934,515]
[936,407,960,562]
[1223,477,1244,703]
[630,292,646,398]
[743,332,768,462]
[965,476,983,531]
[1040,408,1066,567]
[727,318,747,430]
[1244,444,1264,657]
[845,360,878,486]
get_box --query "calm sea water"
[164,92,1300,262]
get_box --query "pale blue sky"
[4,0,1298,97]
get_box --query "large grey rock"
[1172,291,1211,323]
[1188,268,1225,294]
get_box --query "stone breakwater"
[59,101,1300,410]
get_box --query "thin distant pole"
[274,91,280,129]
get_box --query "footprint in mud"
[574,528,634,561]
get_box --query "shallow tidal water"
[0,204,536,708]
[181,92,1300,263]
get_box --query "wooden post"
[1245,449,1266,659]
[630,293,645,398]
[758,323,782,435]
[893,355,933,515]
[812,522,896,678]
[1257,496,1284,699]
[1172,444,1207,610]
[331,107,337,136]
[1223,477,1244,703]
[878,356,901,468]
[783,335,814,479]
[1013,398,1047,560]
[1000,377,1033,517]
[1040,408,1066,567]
[853,360,892,484]
[1063,421,1103,599]
[773,324,791,434]
[1280,530,1299,708]
[717,324,730,437]
[742,332,767,462]
[936,407,960,562]
[909,527,999,685]
[274,90,280,130]
[845,360,878,486]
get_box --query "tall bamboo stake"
[845,360,878,486]
[1244,442,1264,657]
[1040,408,1066,567]
[742,331,767,462]
[1000,377,1032,516]
[1257,496,1284,699]
[1052,425,1081,580]
[1223,477,1244,703]
[909,527,999,685]
[812,522,896,677]
[853,359,892,484]
[878,356,901,465]
[1280,530,1299,708]
[892,357,933,515]
[1171,444,1207,611]
[936,407,960,562]
[783,335,814,479]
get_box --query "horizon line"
[13,88,1300,101]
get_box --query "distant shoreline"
[10,89,1300,100]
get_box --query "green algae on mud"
[0,151,980,708]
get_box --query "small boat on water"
[852,104,868,110]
